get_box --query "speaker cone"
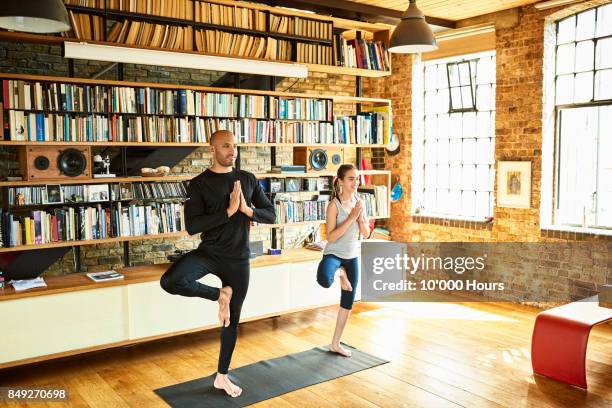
[309,148,328,170]
[331,153,342,166]
[34,156,50,170]
[57,148,87,177]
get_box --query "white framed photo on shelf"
[87,184,110,202]
[42,185,64,204]
[497,161,531,209]
[119,183,134,200]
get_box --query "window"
[554,4,612,229]
[413,51,496,220]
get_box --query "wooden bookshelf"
[0,72,391,103]
[0,72,391,146]
[0,0,394,77]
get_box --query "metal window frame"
[446,59,477,113]
[553,4,612,229]
[419,53,496,218]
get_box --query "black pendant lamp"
[389,0,438,53]
[0,0,70,33]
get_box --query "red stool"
[531,298,612,388]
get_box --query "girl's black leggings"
[159,249,249,374]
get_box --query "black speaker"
[19,146,92,181]
[294,147,344,172]
[34,156,50,171]
[57,148,87,177]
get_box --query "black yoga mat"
[154,345,389,407]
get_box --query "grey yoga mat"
[154,345,389,407]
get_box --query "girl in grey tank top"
[316,164,371,358]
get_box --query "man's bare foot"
[336,267,352,292]
[213,373,242,397]
[329,343,352,357]
[218,286,232,327]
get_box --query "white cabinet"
[1,257,360,367]
[0,287,128,363]
[127,278,220,340]
[289,260,341,310]
[242,264,291,319]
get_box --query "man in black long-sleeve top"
[160,130,275,397]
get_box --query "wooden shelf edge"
[0,170,389,186]
[0,175,194,187]
[0,248,323,302]
[0,231,190,253]
[306,63,392,78]
[0,140,388,148]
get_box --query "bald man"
[160,130,275,397]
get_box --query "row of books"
[107,19,194,50]
[106,0,194,20]
[358,186,389,218]
[114,202,185,237]
[2,79,301,117]
[195,1,266,31]
[195,29,266,59]
[6,111,109,142]
[264,38,293,61]
[7,182,188,206]
[64,0,104,7]
[109,87,268,118]
[3,111,386,144]
[270,98,333,121]
[334,112,388,145]
[0,202,185,247]
[1,206,108,245]
[296,43,333,66]
[335,37,391,72]
[273,198,328,224]
[270,15,333,41]
[2,80,108,113]
[210,119,335,144]
[64,0,194,20]
[64,12,105,41]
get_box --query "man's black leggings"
[159,249,249,374]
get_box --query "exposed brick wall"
[365,1,612,298]
[363,53,413,242]
[363,4,612,303]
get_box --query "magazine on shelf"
[86,270,124,282]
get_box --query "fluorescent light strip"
[534,0,584,10]
[435,23,495,42]
[64,42,308,78]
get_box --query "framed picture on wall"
[497,161,531,209]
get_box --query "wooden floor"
[0,301,610,407]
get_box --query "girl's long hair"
[331,164,357,201]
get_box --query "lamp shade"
[0,0,70,33]
[389,0,437,53]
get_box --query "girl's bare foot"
[336,267,352,292]
[329,343,352,357]
[213,373,242,397]
[218,286,232,327]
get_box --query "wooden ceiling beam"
[258,0,456,28]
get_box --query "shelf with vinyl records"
[0,73,391,147]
